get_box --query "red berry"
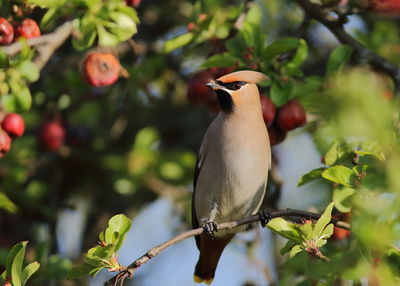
[15,19,41,40]
[369,0,400,13]
[0,17,14,45]
[125,0,141,7]
[277,100,306,131]
[186,70,216,105]
[267,123,286,145]
[332,227,350,240]
[1,113,25,138]
[82,52,121,87]
[210,67,235,78]
[260,96,276,127]
[0,130,11,157]
[186,22,197,32]
[38,121,65,151]
[198,13,207,22]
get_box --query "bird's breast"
[195,115,270,226]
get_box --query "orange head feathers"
[216,70,268,84]
[205,70,268,113]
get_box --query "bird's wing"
[192,153,203,249]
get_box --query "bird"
[192,70,271,284]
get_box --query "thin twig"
[2,21,74,70]
[104,208,350,286]
[294,0,400,91]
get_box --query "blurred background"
[0,0,400,285]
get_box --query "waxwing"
[192,70,271,284]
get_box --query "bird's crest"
[216,70,268,84]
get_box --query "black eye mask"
[215,80,246,91]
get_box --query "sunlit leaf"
[163,33,195,53]
[333,187,355,213]
[298,168,325,186]
[313,202,334,239]
[21,262,40,286]
[322,166,355,187]
[201,53,239,68]
[263,37,300,62]
[326,45,353,75]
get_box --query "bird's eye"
[232,82,242,90]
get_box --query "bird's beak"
[205,81,225,91]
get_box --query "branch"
[2,21,74,70]
[294,0,400,91]
[104,208,350,286]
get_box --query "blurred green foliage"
[0,0,400,285]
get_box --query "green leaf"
[163,33,195,53]
[298,168,325,186]
[201,53,239,68]
[86,245,115,263]
[319,223,334,241]
[285,39,308,70]
[325,140,348,166]
[326,45,353,75]
[97,25,119,47]
[263,38,300,62]
[88,266,104,277]
[108,12,137,41]
[289,245,302,258]
[11,241,28,286]
[16,61,39,83]
[72,18,97,51]
[0,192,17,213]
[322,166,355,187]
[240,22,263,53]
[107,214,131,250]
[280,240,297,255]
[40,7,60,30]
[27,0,68,8]
[21,262,40,286]
[1,94,18,112]
[6,242,26,280]
[267,218,302,242]
[313,202,334,239]
[270,81,290,106]
[15,88,32,111]
[226,37,247,55]
[333,187,355,213]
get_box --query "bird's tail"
[193,233,234,284]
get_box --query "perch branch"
[104,208,350,286]
[2,21,74,70]
[294,0,400,91]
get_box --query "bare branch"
[104,208,350,286]
[2,21,74,70]
[294,0,400,91]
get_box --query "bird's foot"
[204,221,218,239]
[259,209,272,228]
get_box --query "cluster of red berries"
[0,17,40,45]
[186,69,307,145]
[82,52,121,87]
[0,113,25,157]
[261,97,307,145]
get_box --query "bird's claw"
[259,209,271,228]
[204,221,218,239]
